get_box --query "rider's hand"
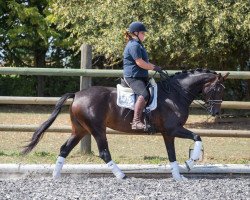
[153,66,162,72]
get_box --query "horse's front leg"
[170,127,202,171]
[162,135,187,181]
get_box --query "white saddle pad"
[116,78,158,111]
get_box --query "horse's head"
[202,72,229,116]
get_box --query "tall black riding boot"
[131,96,146,130]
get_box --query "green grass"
[143,156,166,164]
[0,134,249,165]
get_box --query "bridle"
[203,82,225,114]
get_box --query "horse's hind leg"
[91,127,126,179]
[53,114,87,179]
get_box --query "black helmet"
[128,22,147,33]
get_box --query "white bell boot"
[53,156,65,179]
[170,161,188,181]
[107,160,126,179]
[185,141,202,171]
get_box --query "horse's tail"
[22,93,75,155]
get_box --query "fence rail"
[1,67,250,79]
[0,125,249,138]
[0,96,249,109]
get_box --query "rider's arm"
[135,58,155,70]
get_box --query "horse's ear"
[217,73,222,81]
[223,72,230,81]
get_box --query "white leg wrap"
[107,160,126,179]
[170,161,187,181]
[185,141,202,171]
[191,141,202,160]
[53,156,65,179]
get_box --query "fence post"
[80,44,92,154]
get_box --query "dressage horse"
[22,69,229,181]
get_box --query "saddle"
[116,78,158,134]
[116,78,158,111]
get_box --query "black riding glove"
[153,66,162,72]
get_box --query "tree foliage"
[0,0,79,96]
[0,0,78,66]
[1,0,48,66]
[0,0,249,98]
[52,0,250,70]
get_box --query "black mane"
[170,68,217,78]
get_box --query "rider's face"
[138,31,146,42]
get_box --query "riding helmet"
[128,21,147,33]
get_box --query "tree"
[0,0,76,96]
[51,0,250,100]
[51,0,250,71]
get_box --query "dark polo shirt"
[123,39,149,78]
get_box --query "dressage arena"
[0,164,249,199]
[0,67,250,199]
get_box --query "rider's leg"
[124,77,149,130]
[131,95,147,129]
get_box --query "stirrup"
[131,121,146,130]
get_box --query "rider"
[123,21,162,130]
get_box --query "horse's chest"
[165,99,187,116]
[163,99,189,124]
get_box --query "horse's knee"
[194,135,201,142]
[99,149,111,163]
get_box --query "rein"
[159,71,207,109]
[172,80,208,110]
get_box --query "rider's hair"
[124,31,135,43]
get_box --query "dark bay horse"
[22,69,229,181]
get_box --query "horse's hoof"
[185,159,194,171]
[114,173,127,180]
[116,174,127,180]
[185,162,191,171]
[173,175,188,181]
[180,175,188,181]
[122,175,128,180]
[52,171,61,180]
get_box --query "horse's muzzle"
[211,107,221,116]
[212,111,220,116]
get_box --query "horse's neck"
[176,72,215,103]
